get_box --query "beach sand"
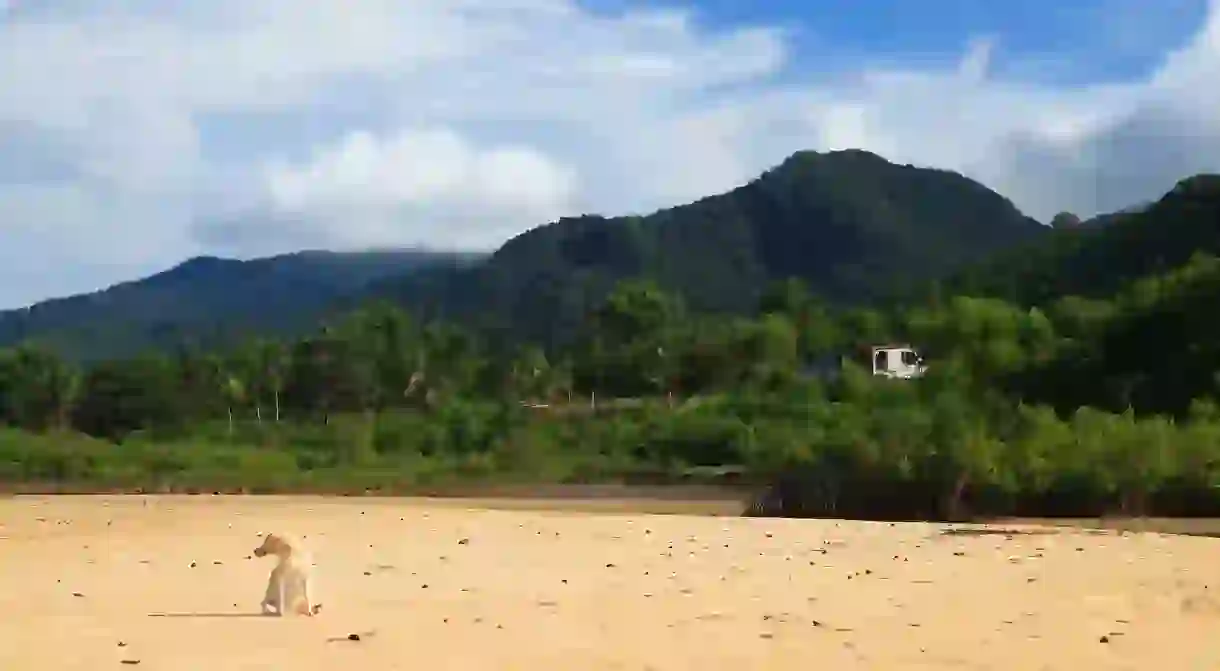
[2,494,1220,670]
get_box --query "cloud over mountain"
[0,0,1218,306]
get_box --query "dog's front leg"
[301,577,315,617]
[261,570,280,615]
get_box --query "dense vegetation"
[2,249,1220,518]
[4,157,1220,522]
[945,175,1220,305]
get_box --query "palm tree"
[253,340,287,423]
[222,374,246,439]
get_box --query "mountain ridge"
[2,148,1067,358]
[378,148,1050,345]
[0,248,481,360]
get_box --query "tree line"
[3,258,1220,520]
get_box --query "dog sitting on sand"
[253,532,321,617]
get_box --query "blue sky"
[0,0,1219,308]
[586,0,1206,81]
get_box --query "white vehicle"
[800,343,929,381]
[870,344,927,379]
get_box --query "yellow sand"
[2,495,1219,670]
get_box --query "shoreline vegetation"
[6,360,1220,524]
[7,221,1220,523]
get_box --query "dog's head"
[253,533,295,559]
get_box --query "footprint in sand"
[1181,592,1220,615]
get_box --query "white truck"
[802,343,928,381]
[868,343,927,379]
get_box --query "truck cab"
[870,344,927,379]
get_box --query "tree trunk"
[274,389,281,423]
[363,407,377,460]
[1120,487,1147,517]
[943,472,970,521]
[227,406,234,439]
[56,400,70,432]
[255,404,262,424]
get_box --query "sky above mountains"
[0,0,1218,307]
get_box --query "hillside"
[0,249,479,360]
[945,175,1220,305]
[378,149,1049,346]
[2,149,1052,358]
[888,174,1220,416]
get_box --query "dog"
[252,532,321,617]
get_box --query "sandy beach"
[2,495,1220,670]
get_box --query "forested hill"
[2,149,1048,359]
[375,149,1050,346]
[945,175,1220,305]
[0,249,480,361]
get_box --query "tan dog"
[253,532,321,617]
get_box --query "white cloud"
[0,0,1218,306]
[263,128,578,249]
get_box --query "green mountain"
[1,149,1057,359]
[946,175,1220,305]
[377,149,1049,346]
[0,249,480,360]
[907,174,1220,417]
